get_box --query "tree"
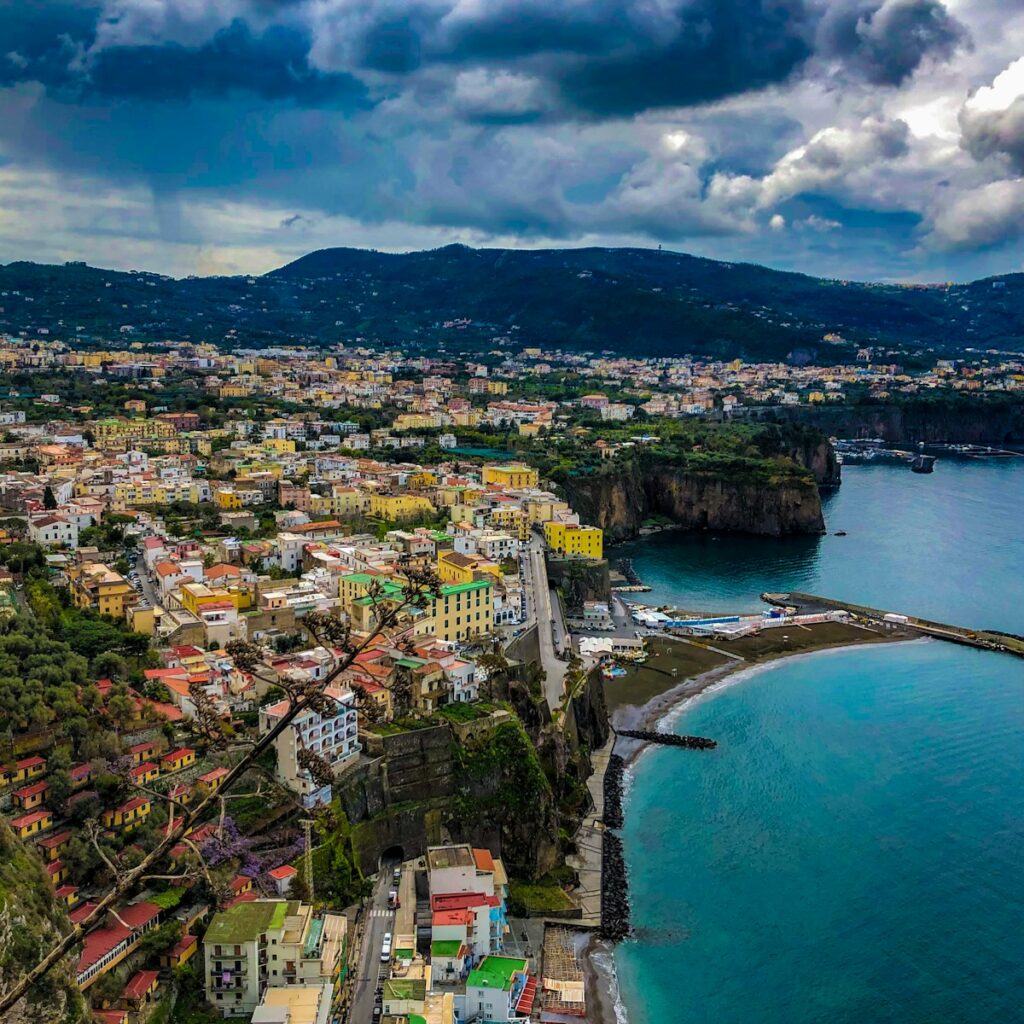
[42,486,57,510]
[0,561,441,1015]
[92,651,130,682]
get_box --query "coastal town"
[0,332,1020,1024]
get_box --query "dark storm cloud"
[819,0,968,86]
[87,20,368,106]
[1,7,367,108]
[0,1,98,90]
[558,0,814,115]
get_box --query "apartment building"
[543,521,604,560]
[203,900,345,1018]
[259,686,359,808]
[69,562,138,618]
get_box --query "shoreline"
[581,635,930,1024]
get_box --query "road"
[349,866,396,1024]
[134,551,159,608]
[522,534,567,709]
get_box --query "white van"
[380,932,392,962]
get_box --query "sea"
[613,460,1024,1024]
[611,458,1024,633]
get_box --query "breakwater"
[603,754,626,830]
[763,592,1024,659]
[618,729,718,750]
[600,831,630,941]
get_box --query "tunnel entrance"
[379,845,404,870]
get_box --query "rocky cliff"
[0,823,86,1024]
[745,399,1024,445]
[565,460,827,542]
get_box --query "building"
[76,901,162,990]
[435,580,493,643]
[69,562,138,618]
[102,796,151,832]
[463,956,536,1023]
[427,845,509,965]
[482,464,539,489]
[160,747,197,773]
[259,686,360,808]
[203,900,345,1018]
[543,521,603,560]
[28,514,79,548]
[252,984,334,1024]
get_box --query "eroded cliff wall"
[565,463,826,542]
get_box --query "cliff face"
[565,462,827,542]
[0,824,86,1024]
[746,401,1024,445]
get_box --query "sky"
[1,0,1023,282]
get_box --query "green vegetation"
[507,878,576,915]
[526,420,825,487]
[0,822,87,1022]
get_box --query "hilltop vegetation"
[2,245,1023,361]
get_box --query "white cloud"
[926,177,1024,251]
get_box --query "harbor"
[762,591,1024,659]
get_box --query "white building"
[204,901,344,1018]
[28,514,79,548]
[259,685,360,808]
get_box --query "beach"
[580,623,921,1024]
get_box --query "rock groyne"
[618,729,717,750]
[603,754,625,830]
[600,831,630,941]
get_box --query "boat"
[911,454,936,474]
[834,530,847,536]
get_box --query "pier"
[617,729,718,749]
[762,592,1024,659]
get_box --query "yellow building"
[482,464,539,489]
[262,438,296,454]
[435,580,492,642]
[310,487,369,518]
[437,551,502,585]
[369,493,436,522]
[178,581,249,615]
[490,506,527,540]
[93,417,176,448]
[10,810,54,839]
[393,412,443,432]
[69,563,137,618]
[215,487,243,510]
[102,796,151,832]
[544,521,604,560]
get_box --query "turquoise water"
[617,641,1024,1024]
[615,461,1024,1023]
[612,460,1024,634]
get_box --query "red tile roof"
[161,747,195,762]
[11,809,52,828]
[14,781,49,800]
[122,969,159,1000]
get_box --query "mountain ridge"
[1,244,1022,360]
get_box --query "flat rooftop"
[426,845,474,870]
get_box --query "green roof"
[204,900,288,944]
[409,1016,427,1024]
[431,940,463,958]
[466,955,527,992]
[383,978,426,1002]
[394,657,425,669]
[440,580,491,595]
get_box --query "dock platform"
[762,592,1024,659]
